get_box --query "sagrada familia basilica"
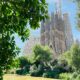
[24,0,73,57]
[40,0,73,57]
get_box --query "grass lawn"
[4,74,58,80]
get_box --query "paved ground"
[4,74,58,80]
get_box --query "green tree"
[59,51,72,66]
[3,59,19,74]
[11,59,20,69]
[33,45,53,66]
[71,44,80,71]
[0,0,48,79]
[29,45,53,77]
[61,44,80,72]
[18,57,30,69]
[16,57,31,75]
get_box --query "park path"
[4,74,58,80]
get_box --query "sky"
[15,0,80,55]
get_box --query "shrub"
[72,72,78,79]
[50,59,58,67]
[16,68,28,75]
[16,57,31,75]
[33,45,53,67]
[29,64,44,77]
[59,73,72,80]
[44,65,71,78]
[43,71,57,78]
[16,69,23,75]
[59,72,80,80]
[42,63,72,79]
[43,72,51,78]
[71,72,80,80]
[76,74,80,80]
[29,64,38,76]
[30,70,41,77]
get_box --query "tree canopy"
[33,45,53,66]
[0,0,48,79]
[60,43,80,72]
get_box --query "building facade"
[40,2,73,57]
[23,36,40,56]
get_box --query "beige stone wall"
[63,13,73,50]
[40,12,73,58]
[23,37,40,56]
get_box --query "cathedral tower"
[63,13,73,50]
[40,0,73,57]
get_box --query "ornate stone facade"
[41,11,73,57]
[23,36,40,56]
[63,13,73,50]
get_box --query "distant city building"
[40,0,73,57]
[23,36,40,56]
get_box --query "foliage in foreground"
[0,0,48,79]
[59,43,80,80]
[32,45,53,65]
[60,43,80,72]
[16,57,31,75]
[7,44,80,80]
[29,45,55,77]
[15,45,73,79]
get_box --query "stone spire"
[54,0,62,17]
